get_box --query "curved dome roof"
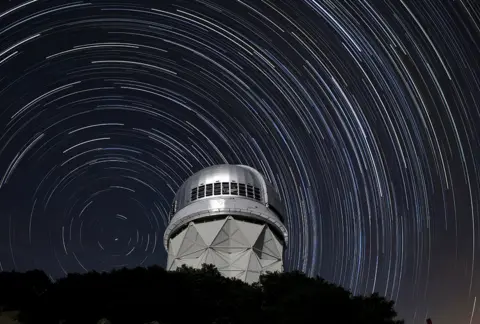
[171,164,286,221]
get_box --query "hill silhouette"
[0,265,404,324]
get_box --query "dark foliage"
[0,265,403,324]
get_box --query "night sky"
[0,0,479,323]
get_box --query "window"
[247,184,254,198]
[206,184,213,196]
[214,182,221,195]
[254,187,261,201]
[191,187,198,201]
[231,183,238,195]
[189,182,262,202]
[239,183,246,196]
[222,182,229,194]
[198,185,205,198]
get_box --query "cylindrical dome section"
[164,164,288,283]
[169,164,286,221]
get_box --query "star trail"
[0,1,479,323]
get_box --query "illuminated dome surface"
[164,164,288,283]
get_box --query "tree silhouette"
[352,293,404,324]
[0,270,50,313]
[0,265,403,324]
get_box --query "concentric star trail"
[0,1,479,323]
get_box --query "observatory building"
[164,164,288,283]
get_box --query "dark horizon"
[0,1,479,323]
[0,265,405,324]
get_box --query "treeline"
[0,265,403,324]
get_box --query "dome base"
[167,215,284,284]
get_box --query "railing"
[164,207,288,247]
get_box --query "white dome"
[164,164,288,283]
[170,164,286,221]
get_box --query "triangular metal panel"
[219,270,244,278]
[218,264,244,271]
[245,271,260,284]
[231,249,251,269]
[262,228,281,258]
[209,249,230,269]
[215,249,244,262]
[194,219,226,246]
[167,245,176,270]
[228,224,250,247]
[253,228,272,259]
[213,246,249,254]
[196,249,209,266]
[235,221,264,246]
[179,247,207,259]
[186,223,206,244]
[262,260,283,273]
[202,248,215,265]
[211,228,229,247]
[177,241,201,258]
[253,227,266,252]
[212,218,249,249]
[247,250,262,272]
[170,229,187,256]
[177,225,206,257]
[178,257,200,268]
[259,259,278,268]
[269,226,284,255]
[253,227,281,259]
[255,249,277,260]
[167,258,175,271]
[172,259,185,271]
[236,270,247,281]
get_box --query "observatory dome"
[170,164,285,219]
[163,164,288,282]
[164,164,288,248]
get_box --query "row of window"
[191,182,261,202]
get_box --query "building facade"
[164,164,288,283]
